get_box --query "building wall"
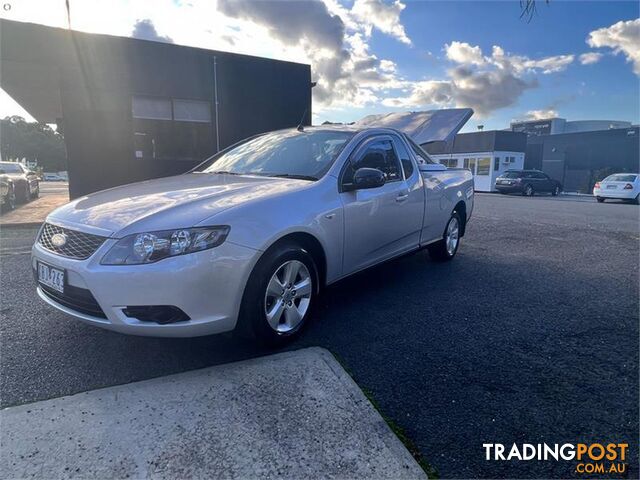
[1,20,312,198]
[525,127,639,192]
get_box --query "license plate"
[38,262,65,293]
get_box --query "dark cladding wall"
[423,130,527,155]
[1,20,311,198]
[525,127,640,193]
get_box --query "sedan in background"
[593,173,639,204]
[0,162,39,203]
[495,170,562,196]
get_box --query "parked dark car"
[495,170,562,196]
[0,162,39,203]
[0,173,16,211]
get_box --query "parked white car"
[593,173,639,204]
[43,173,66,182]
[32,112,475,344]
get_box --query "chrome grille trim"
[38,222,107,260]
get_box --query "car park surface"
[1,193,638,478]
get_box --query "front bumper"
[32,238,260,337]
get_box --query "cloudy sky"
[1,0,638,131]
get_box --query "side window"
[393,138,414,179]
[405,135,435,164]
[345,138,401,184]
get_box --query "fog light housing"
[123,305,190,324]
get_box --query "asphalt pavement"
[1,193,638,478]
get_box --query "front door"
[340,136,423,275]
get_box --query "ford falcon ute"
[32,109,475,345]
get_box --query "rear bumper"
[494,184,523,193]
[593,188,637,199]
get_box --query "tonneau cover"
[355,108,474,144]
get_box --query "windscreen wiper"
[267,173,318,181]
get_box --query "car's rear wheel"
[31,184,39,199]
[237,243,317,346]
[522,184,534,196]
[551,185,560,196]
[596,197,605,203]
[428,211,461,262]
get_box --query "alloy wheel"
[446,217,459,256]
[264,260,312,333]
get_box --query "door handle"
[396,193,409,202]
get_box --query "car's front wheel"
[551,185,560,196]
[2,186,16,211]
[238,243,317,346]
[522,184,534,196]
[428,211,461,262]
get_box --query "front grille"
[39,283,107,318]
[38,223,107,260]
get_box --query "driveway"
[1,194,637,478]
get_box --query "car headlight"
[101,226,230,265]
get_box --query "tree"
[0,116,68,171]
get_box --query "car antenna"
[296,108,308,132]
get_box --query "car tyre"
[2,186,16,211]
[236,243,318,347]
[551,185,560,196]
[522,184,534,196]
[596,197,605,203]
[428,211,461,262]
[31,184,39,199]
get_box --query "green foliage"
[0,116,67,171]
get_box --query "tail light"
[624,183,633,190]
[594,182,600,189]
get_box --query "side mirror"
[348,167,386,191]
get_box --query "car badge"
[51,233,68,247]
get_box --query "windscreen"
[0,163,23,173]
[604,174,637,182]
[195,130,354,180]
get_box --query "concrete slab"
[0,193,68,227]
[0,347,426,479]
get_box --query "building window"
[172,99,212,123]
[463,158,476,173]
[132,96,214,162]
[494,157,500,171]
[439,158,458,168]
[132,96,172,120]
[476,157,490,175]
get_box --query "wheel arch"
[453,200,467,237]
[260,231,327,292]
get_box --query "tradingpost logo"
[483,443,629,475]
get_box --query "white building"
[422,130,527,192]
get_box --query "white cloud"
[385,42,574,117]
[523,109,559,121]
[351,0,411,45]
[131,19,173,43]
[579,52,603,65]
[445,41,485,66]
[587,18,640,75]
